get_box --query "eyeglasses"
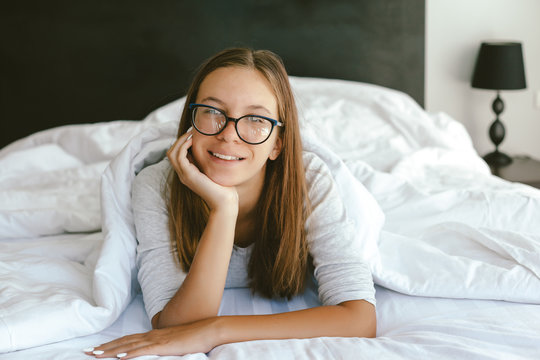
[189,103,283,145]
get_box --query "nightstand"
[490,156,540,189]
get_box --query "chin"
[209,176,238,187]
[204,170,241,187]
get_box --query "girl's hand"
[85,318,218,359]
[167,127,238,212]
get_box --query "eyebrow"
[199,96,273,116]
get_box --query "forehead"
[196,67,278,114]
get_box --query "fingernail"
[83,347,94,352]
[117,353,127,358]
[187,134,192,141]
[93,350,104,355]
[187,126,193,132]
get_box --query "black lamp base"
[483,150,512,167]
[482,93,513,168]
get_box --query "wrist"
[211,316,228,346]
[207,189,239,214]
[204,316,227,349]
[210,197,239,218]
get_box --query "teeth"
[212,152,241,161]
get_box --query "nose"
[216,119,240,143]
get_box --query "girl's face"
[190,66,282,191]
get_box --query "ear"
[268,135,283,160]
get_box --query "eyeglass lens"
[192,106,273,144]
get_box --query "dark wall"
[0,0,425,148]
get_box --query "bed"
[2,2,540,359]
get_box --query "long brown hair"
[167,48,309,298]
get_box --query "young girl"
[88,48,379,358]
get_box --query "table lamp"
[471,41,527,167]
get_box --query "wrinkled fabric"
[1,77,539,357]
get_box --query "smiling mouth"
[210,151,244,161]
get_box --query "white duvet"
[1,77,539,356]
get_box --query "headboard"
[0,0,425,148]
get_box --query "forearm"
[213,300,376,346]
[90,298,375,358]
[156,205,238,328]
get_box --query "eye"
[246,116,266,124]
[203,107,222,116]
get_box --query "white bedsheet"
[3,287,540,359]
[1,77,539,358]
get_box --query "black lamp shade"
[472,42,526,90]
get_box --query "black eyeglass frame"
[188,103,284,145]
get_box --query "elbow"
[152,310,218,329]
[362,311,377,338]
[353,307,376,338]
[151,311,190,329]
[151,312,162,329]
[340,300,377,338]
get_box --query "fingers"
[83,329,184,359]
[167,126,193,164]
[167,127,196,182]
[111,344,160,360]
[83,320,216,358]
[164,126,238,210]
[83,333,156,359]
[176,131,195,173]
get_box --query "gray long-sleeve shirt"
[133,151,378,320]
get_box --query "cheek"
[251,150,275,169]
[261,137,281,161]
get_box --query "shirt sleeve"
[132,159,187,320]
[303,152,382,307]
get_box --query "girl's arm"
[88,300,375,359]
[153,204,237,328]
[216,299,376,342]
[154,128,239,328]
